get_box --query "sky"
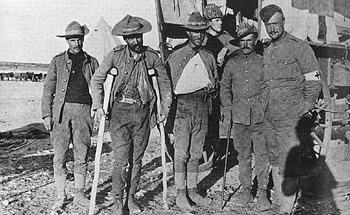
[0,0,159,64]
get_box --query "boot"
[51,194,66,212]
[176,189,193,209]
[127,164,142,214]
[238,187,253,205]
[52,173,66,211]
[73,189,90,207]
[257,189,271,212]
[188,188,211,206]
[112,199,123,215]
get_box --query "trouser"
[233,122,269,189]
[173,90,208,190]
[264,116,302,211]
[109,101,150,200]
[51,103,92,195]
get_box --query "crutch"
[150,69,169,209]
[88,71,115,215]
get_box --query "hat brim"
[182,24,209,31]
[112,17,152,36]
[56,34,86,38]
[229,32,258,45]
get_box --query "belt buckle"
[120,95,136,104]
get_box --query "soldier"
[259,5,322,214]
[91,15,172,215]
[41,21,99,211]
[203,3,239,69]
[221,22,270,211]
[166,12,218,209]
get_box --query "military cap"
[203,3,223,20]
[259,4,283,23]
[230,22,258,45]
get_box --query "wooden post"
[257,0,262,40]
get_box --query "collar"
[271,31,287,46]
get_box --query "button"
[190,51,192,54]
[61,89,65,92]
[72,71,75,73]
[246,79,248,82]
[59,99,63,102]
[121,81,125,84]
[67,61,71,64]
[179,64,182,67]
[66,70,69,72]
[125,72,128,74]
[63,79,67,82]
[175,73,178,76]
[245,70,248,73]
[247,89,249,91]
[184,57,187,59]
[128,60,131,63]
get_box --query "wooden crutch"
[150,69,169,210]
[88,71,115,215]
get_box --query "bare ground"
[1,81,350,215]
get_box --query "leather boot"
[112,199,123,215]
[127,164,142,214]
[257,189,271,212]
[188,188,211,206]
[73,189,90,207]
[176,189,193,209]
[238,187,253,205]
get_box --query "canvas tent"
[84,17,123,64]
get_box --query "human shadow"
[281,114,341,214]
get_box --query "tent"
[84,17,123,64]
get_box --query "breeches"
[174,92,208,173]
[233,122,269,188]
[51,103,92,177]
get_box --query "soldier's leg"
[109,102,134,214]
[234,123,253,205]
[127,104,151,214]
[174,103,193,209]
[70,103,92,207]
[51,106,72,210]
[187,99,211,206]
[252,122,271,211]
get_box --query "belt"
[118,95,139,104]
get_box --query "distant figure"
[41,21,99,211]
[166,12,218,210]
[260,4,322,214]
[221,22,270,211]
[91,15,172,215]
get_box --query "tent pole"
[257,0,262,40]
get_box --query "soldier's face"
[265,12,285,41]
[67,37,84,54]
[209,18,222,33]
[124,34,143,53]
[239,33,256,55]
[187,30,205,47]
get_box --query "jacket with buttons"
[263,32,322,120]
[166,42,218,91]
[90,45,172,129]
[221,51,266,125]
[41,50,99,122]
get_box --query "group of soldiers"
[40,3,322,215]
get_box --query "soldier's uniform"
[221,50,269,203]
[167,39,218,208]
[263,32,322,210]
[91,44,172,212]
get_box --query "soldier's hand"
[93,108,106,130]
[43,116,53,131]
[217,48,228,67]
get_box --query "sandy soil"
[0,81,350,215]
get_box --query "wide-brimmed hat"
[182,12,209,31]
[230,22,258,45]
[112,14,152,36]
[57,21,89,38]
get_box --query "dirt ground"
[1,81,350,215]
